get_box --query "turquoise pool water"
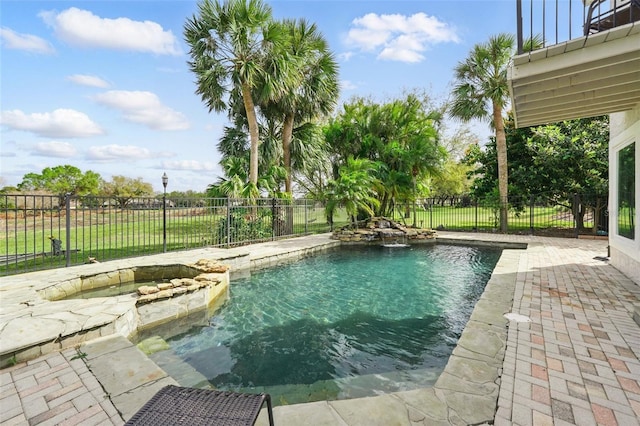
[149,243,501,405]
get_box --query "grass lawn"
[1,202,596,275]
[0,206,347,274]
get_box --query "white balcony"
[508,22,640,128]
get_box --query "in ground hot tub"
[38,259,230,333]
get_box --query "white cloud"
[0,27,55,54]
[337,51,354,62]
[161,160,216,171]
[67,74,110,88]
[0,108,104,138]
[346,12,459,63]
[33,141,77,158]
[86,144,154,162]
[93,90,189,131]
[340,80,357,91]
[40,7,181,55]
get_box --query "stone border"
[1,234,521,425]
[427,247,520,424]
[250,241,340,272]
[38,262,227,302]
[135,239,522,425]
[0,240,339,367]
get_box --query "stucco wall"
[609,105,640,286]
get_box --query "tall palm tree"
[450,33,515,232]
[184,0,290,187]
[265,18,339,194]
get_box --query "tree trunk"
[592,197,604,235]
[493,101,509,233]
[282,114,294,194]
[576,209,585,231]
[279,114,296,235]
[241,83,260,187]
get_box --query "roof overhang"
[508,22,640,128]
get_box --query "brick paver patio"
[494,240,640,426]
[0,349,122,425]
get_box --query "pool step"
[148,349,211,389]
[230,367,443,406]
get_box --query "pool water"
[148,244,501,405]
[64,280,165,299]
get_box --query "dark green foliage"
[214,207,274,244]
[322,93,445,219]
[464,115,609,232]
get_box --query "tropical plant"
[324,93,445,218]
[263,18,339,194]
[325,157,381,227]
[450,33,515,232]
[207,156,286,198]
[184,0,290,187]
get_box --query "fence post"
[226,197,231,247]
[304,199,308,234]
[429,199,433,230]
[474,197,478,232]
[573,193,579,239]
[271,198,276,241]
[162,192,167,253]
[65,194,71,267]
[529,195,534,235]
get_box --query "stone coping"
[1,232,523,424]
[0,234,340,366]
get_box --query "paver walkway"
[0,349,122,425]
[494,238,640,426]
[1,233,639,425]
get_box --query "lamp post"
[162,172,168,253]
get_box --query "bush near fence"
[0,193,607,276]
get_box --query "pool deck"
[2,232,640,425]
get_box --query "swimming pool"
[143,243,501,405]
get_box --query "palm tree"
[450,33,515,232]
[184,0,290,187]
[326,157,381,228]
[264,18,339,194]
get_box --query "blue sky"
[1,0,518,193]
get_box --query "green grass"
[389,205,577,232]
[0,203,593,276]
[617,207,635,239]
[0,206,346,274]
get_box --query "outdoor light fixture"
[162,172,168,191]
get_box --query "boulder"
[190,259,229,273]
[138,285,159,295]
[137,294,158,304]
[156,289,173,299]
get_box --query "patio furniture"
[125,385,275,426]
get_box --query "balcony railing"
[517,0,640,54]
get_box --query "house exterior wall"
[609,104,640,285]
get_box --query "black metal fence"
[516,0,639,54]
[0,195,334,276]
[0,192,608,276]
[389,193,608,237]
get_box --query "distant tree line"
[0,165,206,208]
